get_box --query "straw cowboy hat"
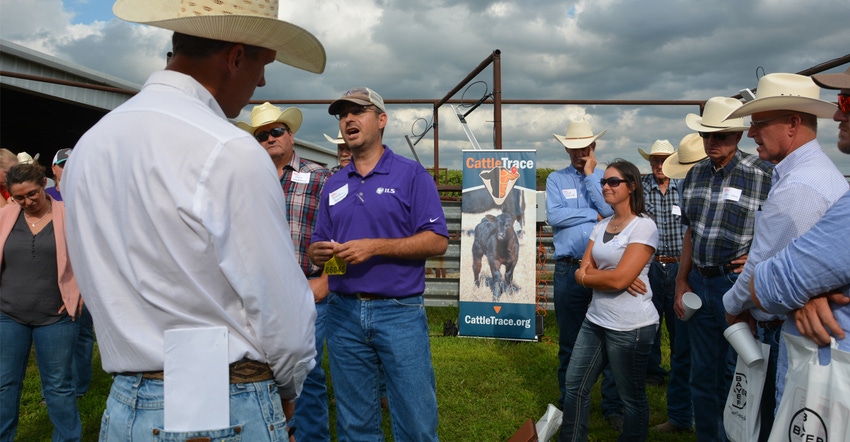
[324,131,345,144]
[16,152,39,165]
[113,0,326,73]
[236,102,302,135]
[662,133,707,179]
[812,66,850,91]
[553,120,606,149]
[725,73,837,119]
[638,139,675,160]
[686,97,748,133]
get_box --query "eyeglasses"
[698,132,731,141]
[838,93,850,113]
[749,114,793,130]
[600,177,629,188]
[334,104,374,120]
[254,127,289,142]
[11,188,42,203]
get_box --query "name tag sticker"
[291,172,310,184]
[329,184,348,206]
[671,205,682,216]
[562,189,578,199]
[722,187,742,202]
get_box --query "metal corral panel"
[1,39,139,111]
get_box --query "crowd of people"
[549,69,850,441]
[1,1,848,441]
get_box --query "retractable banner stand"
[458,150,537,340]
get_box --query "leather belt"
[695,263,736,278]
[119,360,273,384]
[757,320,784,330]
[343,292,384,301]
[654,255,679,264]
[557,257,582,266]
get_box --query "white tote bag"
[768,332,850,442]
[724,341,771,442]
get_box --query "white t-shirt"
[585,215,659,331]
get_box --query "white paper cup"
[681,291,702,321]
[723,322,765,366]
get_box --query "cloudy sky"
[2,0,849,175]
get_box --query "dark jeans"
[647,261,677,380]
[72,305,94,397]
[756,323,781,442]
[554,259,622,418]
[686,269,738,442]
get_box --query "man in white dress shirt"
[62,1,326,440]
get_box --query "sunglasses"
[698,132,731,141]
[838,93,850,113]
[600,177,629,188]
[334,104,375,121]
[254,127,289,142]
[749,114,793,130]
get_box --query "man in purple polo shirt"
[309,87,448,441]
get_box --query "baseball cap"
[328,87,386,115]
[53,148,72,166]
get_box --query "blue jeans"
[554,260,622,417]
[558,320,656,442]
[647,261,677,379]
[72,305,95,397]
[648,261,694,427]
[100,374,289,441]
[291,298,330,442]
[686,270,738,442]
[0,314,82,442]
[756,323,780,442]
[667,314,693,428]
[326,293,438,442]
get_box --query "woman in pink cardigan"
[0,163,82,441]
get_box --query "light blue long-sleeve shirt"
[545,165,613,259]
[754,189,850,403]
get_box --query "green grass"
[16,307,696,441]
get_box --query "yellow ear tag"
[324,255,347,275]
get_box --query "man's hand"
[582,149,598,177]
[308,241,336,266]
[725,309,756,335]
[334,239,378,265]
[309,274,330,303]
[673,279,693,319]
[793,291,850,346]
[730,254,748,274]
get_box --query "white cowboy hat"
[662,133,707,179]
[236,102,302,134]
[725,73,837,119]
[113,0,326,74]
[553,120,606,149]
[638,139,675,160]
[686,97,748,133]
[324,131,345,144]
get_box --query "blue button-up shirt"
[641,174,683,257]
[545,165,613,259]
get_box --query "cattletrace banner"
[459,150,537,340]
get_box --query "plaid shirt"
[681,150,772,267]
[641,174,684,257]
[280,152,333,277]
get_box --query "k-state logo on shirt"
[376,187,396,194]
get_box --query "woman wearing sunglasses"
[559,159,659,442]
[0,163,82,441]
